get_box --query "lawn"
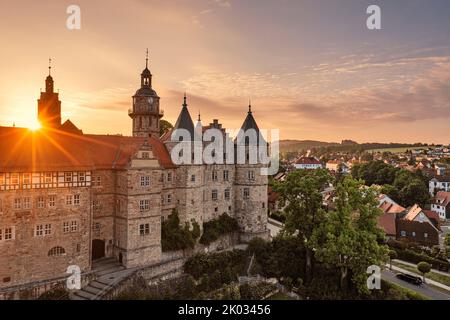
[392,261,450,287]
[266,292,297,300]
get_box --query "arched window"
[48,246,66,257]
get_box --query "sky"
[1,0,450,143]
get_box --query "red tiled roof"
[379,201,406,214]
[267,186,279,203]
[404,204,423,221]
[432,191,450,207]
[422,209,442,231]
[0,126,175,171]
[295,157,322,165]
[378,213,397,236]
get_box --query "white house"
[431,191,450,221]
[294,156,323,170]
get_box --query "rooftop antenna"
[48,58,52,76]
[145,48,148,68]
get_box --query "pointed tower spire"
[183,92,188,107]
[198,111,201,121]
[248,99,252,113]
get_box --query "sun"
[28,120,42,131]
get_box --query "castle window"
[212,171,218,182]
[223,170,229,181]
[212,189,218,201]
[0,174,4,186]
[243,188,250,200]
[49,195,56,207]
[1,227,14,241]
[140,176,150,187]
[13,198,21,210]
[166,194,172,204]
[79,172,85,182]
[35,225,44,237]
[11,173,19,185]
[167,172,172,182]
[191,175,196,182]
[142,152,150,159]
[424,233,428,238]
[224,188,230,200]
[139,223,150,236]
[139,200,150,212]
[44,173,52,184]
[48,246,65,257]
[63,222,70,233]
[66,195,73,205]
[65,172,72,183]
[94,176,102,187]
[44,224,52,235]
[262,202,265,209]
[76,244,81,253]
[0,199,2,213]
[247,171,255,181]
[74,194,80,205]
[71,221,78,232]
[214,207,218,212]
[23,173,31,185]
[37,196,45,209]
[23,197,31,209]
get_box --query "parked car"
[395,273,423,285]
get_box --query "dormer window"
[142,152,150,159]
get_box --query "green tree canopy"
[312,177,388,294]
[273,168,333,282]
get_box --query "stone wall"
[0,186,92,288]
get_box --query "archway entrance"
[92,239,105,260]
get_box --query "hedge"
[200,213,239,245]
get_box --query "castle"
[0,56,269,289]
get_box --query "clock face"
[147,97,153,104]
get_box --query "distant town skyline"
[1,0,450,143]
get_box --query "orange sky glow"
[1,0,450,144]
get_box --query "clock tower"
[129,50,163,137]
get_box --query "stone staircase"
[71,258,136,300]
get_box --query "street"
[382,269,450,300]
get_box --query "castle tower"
[129,50,162,137]
[37,59,61,129]
[234,104,269,242]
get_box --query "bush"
[200,214,239,245]
[184,250,247,279]
[239,282,277,300]
[38,287,70,300]
[161,210,200,251]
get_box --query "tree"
[273,169,333,283]
[159,119,173,137]
[388,250,397,270]
[417,262,431,283]
[313,177,388,294]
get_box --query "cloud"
[286,61,450,125]
[213,0,231,8]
